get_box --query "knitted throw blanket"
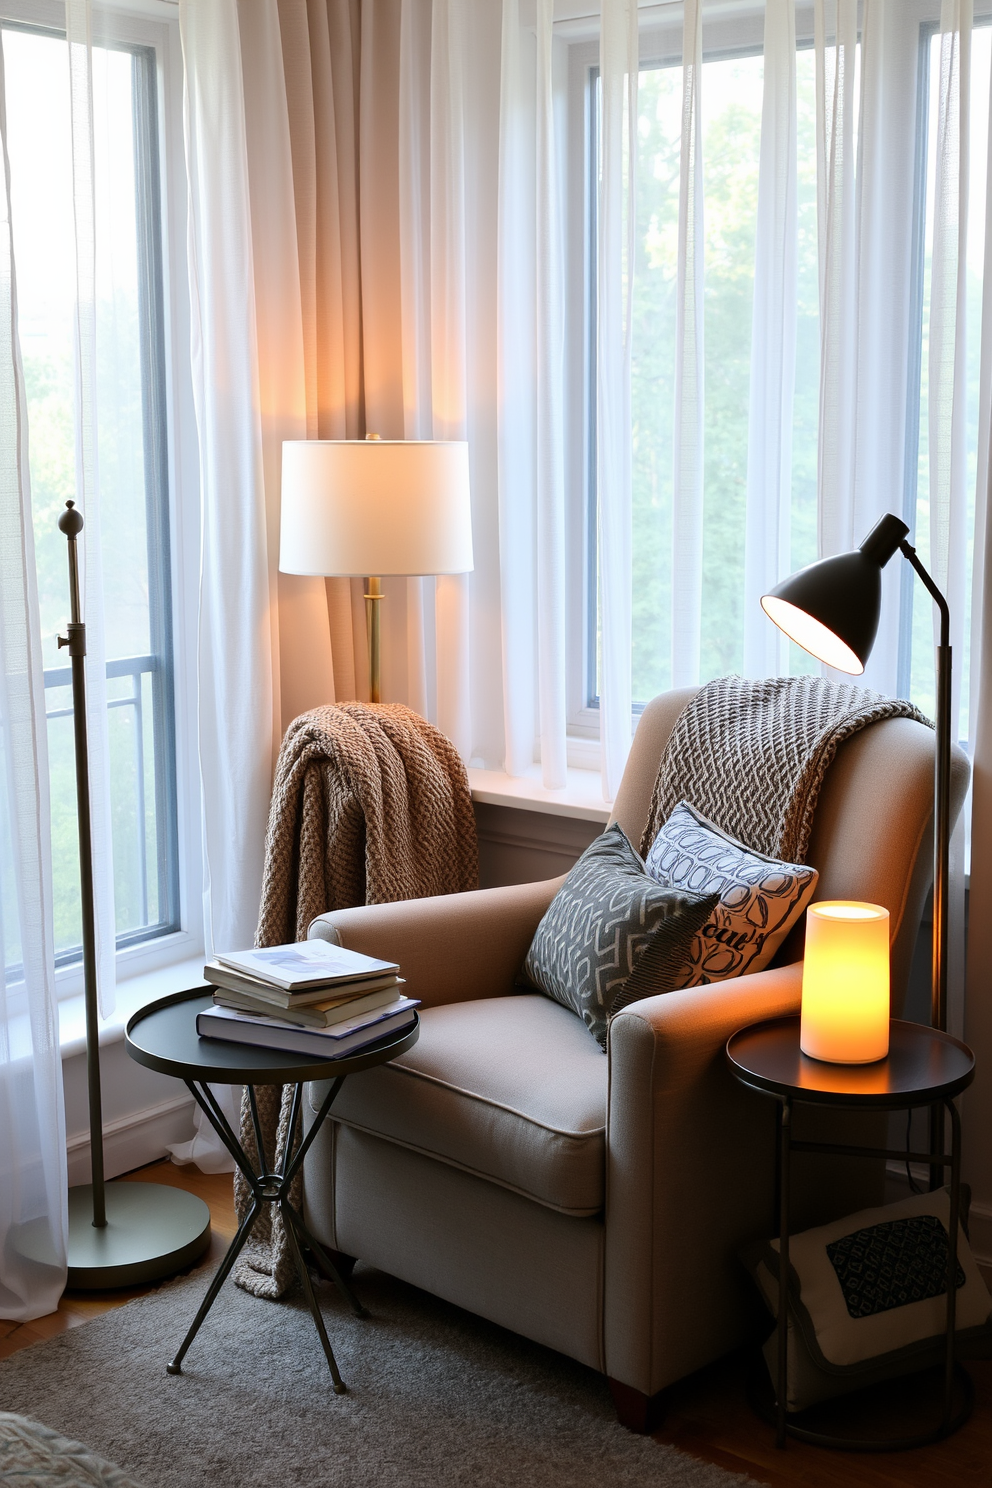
[234,702,478,1299]
[641,674,930,863]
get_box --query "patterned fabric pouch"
[522,822,718,1048]
[743,1189,992,1412]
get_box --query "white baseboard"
[66,1093,196,1187]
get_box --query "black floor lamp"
[760,512,955,1180]
[760,512,952,1034]
[56,500,211,1288]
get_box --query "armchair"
[302,687,968,1429]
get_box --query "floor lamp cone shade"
[279,440,474,578]
[800,902,891,1064]
[759,512,909,675]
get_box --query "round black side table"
[126,986,419,1391]
[726,1015,975,1452]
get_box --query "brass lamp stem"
[365,576,383,704]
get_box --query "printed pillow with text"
[644,800,818,987]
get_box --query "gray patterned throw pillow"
[644,801,818,988]
[523,823,719,1048]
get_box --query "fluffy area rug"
[0,1263,753,1488]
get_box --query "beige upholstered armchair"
[302,687,968,1430]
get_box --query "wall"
[62,1038,195,1186]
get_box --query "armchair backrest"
[609,687,969,1015]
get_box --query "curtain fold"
[814,0,858,573]
[930,0,972,730]
[180,0,277,957]
[533,0,568,790]
[742,0,797,680]
[495,0,568,787]
[496,0,538,779]
[669,0,703,694]
[597,0,638,799]
[66,0,115,1016]
[930,0,972,1043]
[850,0,917,694]
[0,34,67,1319]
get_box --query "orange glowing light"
[800,901,890,1064]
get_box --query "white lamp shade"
[279,440,474,577]
[800,901,890,1064]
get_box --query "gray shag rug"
[0,1262,753,1488]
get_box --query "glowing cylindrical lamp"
[800,902,891,1064]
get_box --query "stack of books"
[196,939,419,1059]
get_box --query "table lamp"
[760,512,951,1038]
[800,901,891,1063]
[279,436,473,703]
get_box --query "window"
[2,11,184,974]
[576,6,991,745]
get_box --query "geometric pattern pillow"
[644,801,818,988]
[523,822,719,1048]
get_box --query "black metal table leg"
[775,1096,791,1449]
[283,1196,347,1393]
[944,1097,961,1432]
[167,1075,359,1384]
[167,1198,259,1374]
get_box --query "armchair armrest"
[307,877,564,1008]
[603,962,803,1397]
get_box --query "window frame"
[562,0,988,760]
[1,0,203,998]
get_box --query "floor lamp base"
[66,1182,211,1290]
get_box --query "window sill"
[58,953,207,1059]
[467,765,613,825]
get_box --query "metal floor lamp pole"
[57,501,212,1289]
[899,538,953,1189]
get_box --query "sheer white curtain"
[180,0,279,961]
[929,0,972,1039]
[429,0,473,763]
[597,0,638,799]
[496,0,567,788]
[742,0,797,681]
[670,0,703,695]
[0,40,67,1319]
[849,0,918,694]
[812,0,917,694]
[814,0,858,575]
[930,0,972,728]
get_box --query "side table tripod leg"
[167,1200,259,1376]
[284,1206,347,1393]
[286,1203,367,1318]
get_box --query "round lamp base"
[66,1182,211,1290]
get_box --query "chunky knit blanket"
[234,702,478,1299]
[641,674,930,863]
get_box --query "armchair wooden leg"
[608,1377,665,1434]
[327,1247,357,1278]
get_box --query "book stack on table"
[196,940,418,1060]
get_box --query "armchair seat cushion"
[320,994,608,1215]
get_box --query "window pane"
[2,24,177,961]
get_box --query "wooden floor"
[0,1162,237,1362]
[2,1159,991,1487]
